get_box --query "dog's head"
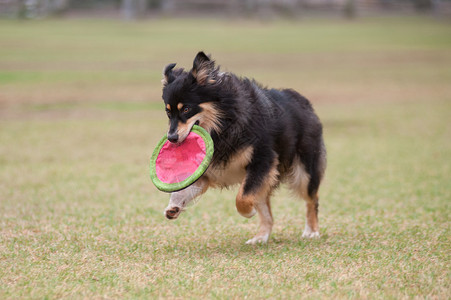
[161,51,223,144]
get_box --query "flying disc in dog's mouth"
[150,125,214,192]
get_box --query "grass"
[0,16,450,298]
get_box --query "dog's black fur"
[161,52,326,243]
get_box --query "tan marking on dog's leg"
[302,193,320,238]
[289,158,320,238]
[246,194,274,245]
[236,158,278,218]
[236,159,279,244]
[235,186,257,219]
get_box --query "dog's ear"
[191,51,215,85]
[162,63,177,86]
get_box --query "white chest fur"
[204,146,253,188]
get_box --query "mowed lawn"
[0,17,450,298]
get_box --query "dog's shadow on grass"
[158,230,330,260]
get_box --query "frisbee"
[149,125,214,193]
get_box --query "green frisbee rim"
[149,125,214,193]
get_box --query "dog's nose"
[167,133,179,143]
[165,207,180,219]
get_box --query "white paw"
[302,230,320,238]
[245,234,269,245]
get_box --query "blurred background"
[1,0,451,19]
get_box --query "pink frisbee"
[149,125,214,192]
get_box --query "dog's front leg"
[236,151,279,244]
[164,177,209,220]
[236,178,276,245]
[244,191,274,245]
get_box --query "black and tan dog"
[161,52,326,244]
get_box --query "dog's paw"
[245,234,269,245]
[302,230,320,238]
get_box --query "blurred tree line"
[0,0,446,19]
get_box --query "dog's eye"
[182,106,191,114]
[166,110,170,118]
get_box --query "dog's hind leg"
[289,158,321,238]
[302,193,320,238]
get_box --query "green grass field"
[0,17,450,298]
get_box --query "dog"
[161,52,326,244]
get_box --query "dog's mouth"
[171,121,201,145]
